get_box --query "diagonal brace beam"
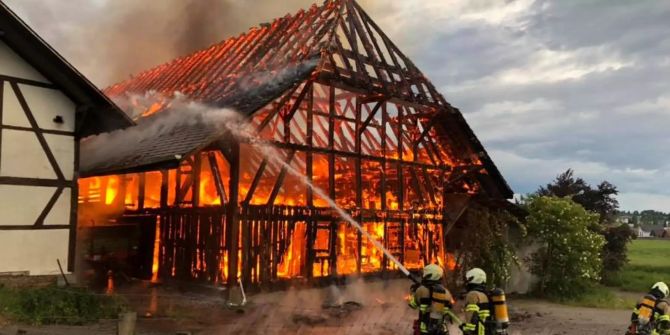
[266,150,297,206]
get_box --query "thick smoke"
[80,94,246,173]
[3,0,380,87]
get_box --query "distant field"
[606,239,670,292]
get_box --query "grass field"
[556,284,636,309]
[605,239,670,293]
[556,239,669,309]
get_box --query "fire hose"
[226,278,247,308]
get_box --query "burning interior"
[77,0,512,288]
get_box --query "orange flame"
[151,216,161,282]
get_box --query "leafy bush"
[524,196,605,298]
[0,286,126,325]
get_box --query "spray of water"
[261,144,411,277]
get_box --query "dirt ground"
[0,279,632,335]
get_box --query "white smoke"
[80,94,246,173]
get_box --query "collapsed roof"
[82,0,513,199]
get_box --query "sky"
[5,0,670,211]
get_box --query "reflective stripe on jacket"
[463,290,490,335]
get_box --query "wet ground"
[0,279,631,335]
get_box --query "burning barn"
[0,3,132,276]
[78,0,513,288]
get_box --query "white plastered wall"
[0,230,69,276]
[20,84,75,132]
[0,185,55,225]
[0,41,49,82]
[0,40,77,275]
[1,81,29,127]
[0,129,57,179]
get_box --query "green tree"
[525,196,605,298]
[538,169,619,224]
[602,224,635,271]
[537,170,629,275]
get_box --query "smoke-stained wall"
[3,0,387,88]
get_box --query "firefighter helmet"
[465,268,487,285]
[422,264,444,281]
[652,282,669,298]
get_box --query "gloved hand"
[410,282,420,292]
[459,323,467,334]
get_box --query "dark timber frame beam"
[225,141,241,287]
[266,150,297,206]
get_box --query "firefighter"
[461,268,491,335]
[628,282,670,335]
[408,264,456,335]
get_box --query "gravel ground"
[0,279,633,335]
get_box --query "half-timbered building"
[0,3,132,276]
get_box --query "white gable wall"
[20,84,76,132]
[0,41,49,83]
[1,81,29,127]
[0,40,77,276]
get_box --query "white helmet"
[465,268,487,285]
[652,282,669,298]
[423,264,444,281]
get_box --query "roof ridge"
[104,0,337,96]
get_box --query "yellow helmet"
[423,264,444,281]
[652,282,669,298]
[465,268,487,285]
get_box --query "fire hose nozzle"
[407,273,421,285]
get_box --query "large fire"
[79,40,478,285]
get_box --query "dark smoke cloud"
[3,0,379,87]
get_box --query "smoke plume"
[80,94,246,174]
[3,0,381,87]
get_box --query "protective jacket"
[630,291,670,335]
[658,300,670,335]
[462,285,491,335]
[408,280,455,334]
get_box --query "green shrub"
[601,224,636,275]
[524,196,605,298]
[0,286,127,325]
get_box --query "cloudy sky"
[5,0,670,211]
